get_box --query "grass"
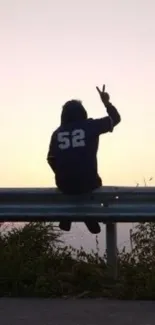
[0,221,155,299]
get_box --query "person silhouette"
[47,84,121,234]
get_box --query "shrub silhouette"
[0,220,155,299]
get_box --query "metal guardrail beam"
[1,186,155,193]
[0,203,155,222]
[1,186,155,204]
[0,186,155,280]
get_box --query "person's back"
[47,84,121,233]
[50,118,103,194]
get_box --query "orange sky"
[1,0,155,187]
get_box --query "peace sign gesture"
[96,84,110,106]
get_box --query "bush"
[1,221,155,299]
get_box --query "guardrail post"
[106,223,117,279]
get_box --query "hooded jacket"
[47,100,121,194]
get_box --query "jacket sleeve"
[106,102,121,127]
[47,132,57,173]
[89,103,121,136]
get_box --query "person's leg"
[57,183,74,232]
[85,177,102,234]
[59,220,71,231]
[85,221,101,234]
[58,176,102,234]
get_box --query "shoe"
[85,221,101,234]
[59,221,71,231]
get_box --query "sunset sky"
[1,0,155,187]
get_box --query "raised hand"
[96,84,110,106]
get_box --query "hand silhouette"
[96,84,110,106]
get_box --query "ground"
[0,298,155,325]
